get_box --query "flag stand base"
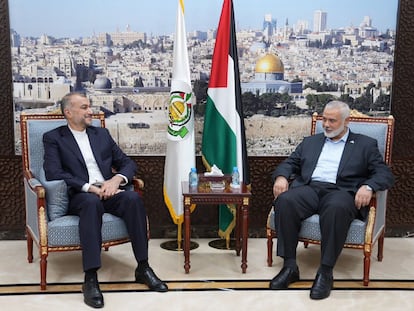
[208,238,236,250]
[160,240,199,251]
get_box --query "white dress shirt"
[311,130,349,184]
[69,128,105,192]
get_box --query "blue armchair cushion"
[47,213,129,246]
[38,169,69,221]
[268,208,367,245]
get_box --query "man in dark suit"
[43,92,167,308]
[269,101,394,299]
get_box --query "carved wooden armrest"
[133,177,144,189]
[132,177,145,195]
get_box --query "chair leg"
[363,250,371,286]
[26,230,33,263]
[40,254,48,290]
[266,229,273,267]
[377,230,385,262]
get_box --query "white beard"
[324,124,345,139]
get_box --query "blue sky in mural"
[9,0,398,38]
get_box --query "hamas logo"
[167,90,193,140]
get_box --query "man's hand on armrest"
[354,185,373,209]
[273,176,289,199]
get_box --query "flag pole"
[177,223,182,250]
[160,222,199,251]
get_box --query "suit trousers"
[274,182,359,267]
[68,190,148,272]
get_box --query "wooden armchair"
[266,113,394,286]
[20,112,143,290]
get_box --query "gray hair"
[324,100,350,120]
[59,92,87,116]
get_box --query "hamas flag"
[164,0,196,230]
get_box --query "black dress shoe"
[310,272,333,300]
[82,278,104,308]
[269,266,300,289]
[135,267,168,292]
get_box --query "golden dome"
[255,53,284,73]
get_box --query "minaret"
[284,18,289,41]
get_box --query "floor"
[0,238,413,310]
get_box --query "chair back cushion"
[21,114,104,220]
[37,169,69,221]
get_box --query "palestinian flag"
[201,0,250,241]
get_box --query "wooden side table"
[182,178,251,273]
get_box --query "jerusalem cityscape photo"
[9,0,397,156]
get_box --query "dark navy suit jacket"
[272,131,394,193]
[43,125,137,197]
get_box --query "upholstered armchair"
[20,112,143,290]
[266,113,394,286]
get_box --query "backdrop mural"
[9,0,398,156]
